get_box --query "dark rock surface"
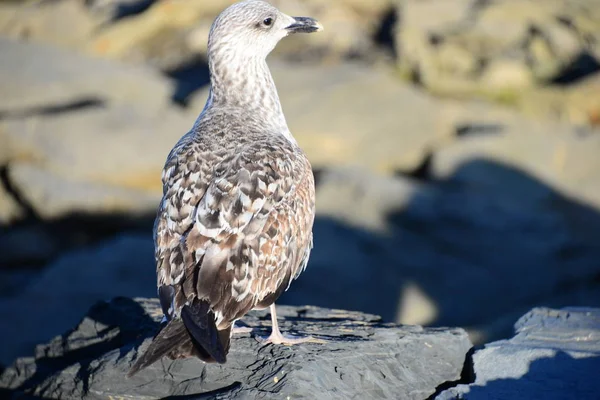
[437,307,600,400]
[0,297,472,400]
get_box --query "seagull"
[128,0,322,377]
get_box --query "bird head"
[208,0,323,60]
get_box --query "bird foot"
[256,330,326,345]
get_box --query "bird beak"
[286,16,324,34]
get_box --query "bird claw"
[256,331,326,345]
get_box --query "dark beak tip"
[286,17,324,33]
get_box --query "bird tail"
[127,299,229,377]
[181,298,229,363]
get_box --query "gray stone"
[7,163,162,219]
[0,234,156,366]
[0,297,472,400]
[0,38,195,218]
[0,37,174,114]
[437,307,600,400]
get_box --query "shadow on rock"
[282,158,600,343]
[5,297,157,398]
[2,157,600,368]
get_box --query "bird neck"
[204,51,295,143]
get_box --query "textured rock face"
[394,0,600,123]
[395,0,600,92]
[0,298,472,400]
[437,307,600,400]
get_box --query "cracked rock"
[0,297,472,399]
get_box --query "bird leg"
[257,304,325,345]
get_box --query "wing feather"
[154,135,315,329]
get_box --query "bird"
[127,0,323,377]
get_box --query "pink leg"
[258,304,325,345]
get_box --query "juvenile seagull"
[128,0,322,376]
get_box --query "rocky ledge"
[2,299,598,400]
[0,298,472,399]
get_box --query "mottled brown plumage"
[128,0,322,376]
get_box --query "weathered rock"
[394,0,600,124]
[0,234,156,366]
[0,297,472,400]
[437,307,600,400]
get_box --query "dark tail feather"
[127,319,188,378]
[181,299,228,364]
[127,299,229,378]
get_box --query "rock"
[430,119,600,210]
[394,0,600,124]
[467,286,600,346]
[6,38,578,219]
[0,38,195,218]
[5,163,161,219]
[0,37,175,115]
[281,166,600,344]
[0,297,472,400]
[0,0,98,50]
[437,307,600,400]
[0,234,156,366]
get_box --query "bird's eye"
[263,17,273,27]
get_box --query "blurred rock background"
[1,0,599,366]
